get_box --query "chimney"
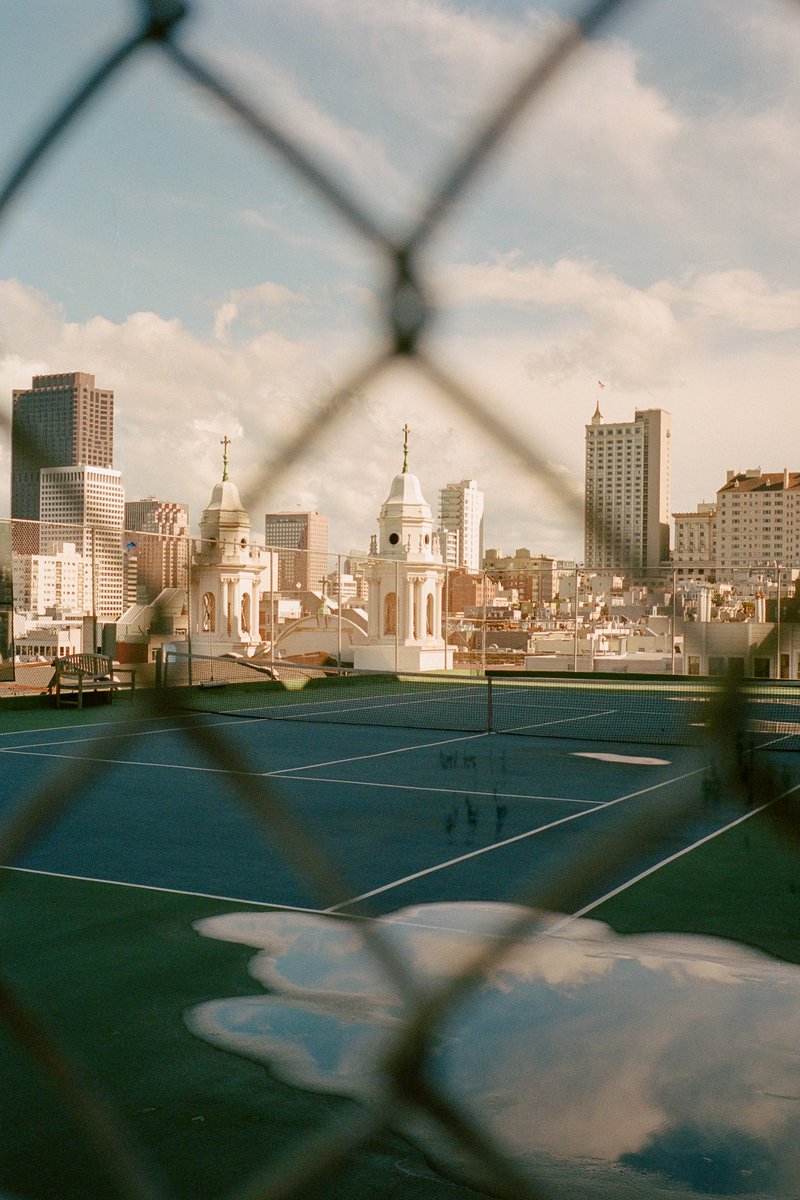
[784,468,790,489]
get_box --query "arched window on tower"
[241,592,250,634]
[202,592,216,633]
[426,592,434,637]
[384,591,397,636]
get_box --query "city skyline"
[3,3,800,560]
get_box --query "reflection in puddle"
[185,904,800,1198]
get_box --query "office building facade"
[264,511,329,593]
[40,466,124,618]
[12,372,114,521]
[124,498,190,604]
[584,405,671,575]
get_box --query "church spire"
[221,434,231,481]
[402,423,409,474]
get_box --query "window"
[384,591,397,636]
[202,592,216,632]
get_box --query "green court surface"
[2,694,800,1200]
[2,870,486,1200]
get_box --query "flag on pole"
[597,380,605,389]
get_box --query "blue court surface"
[4,703,800,1200]
[0,706,728,917]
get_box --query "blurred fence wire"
[1,3,799,1200]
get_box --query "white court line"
[551,779,800,934]
[0,864,329,916]
[222,683,482,722]
[261,684,473,712]
[0,714,273,752]
[274,730,489,774]
[0,865,520,939]
[325,765,707,913]
[0,729,489,777]
[0,711,227,740]
[0,747,266,776]
[274,774,601,807]
[499,707,618,734]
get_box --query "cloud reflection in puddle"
[185,904,800,1198]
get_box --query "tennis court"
[3,686,800,1200]
[0,702,748,913]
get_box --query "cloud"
[0,278,590,554]
[194,43,419,220]
[656,269,800,333]
[6,254,800,563]
[437,256,684,390]
[213,281,307,340]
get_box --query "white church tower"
[354,426,453,672]
[190,437,275,656]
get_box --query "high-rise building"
[584,405,671,575]
[40,466,124,617]
[264,511,328,593]
[438,479,484,571]
[11,372,114,521]
[124,498,190,604]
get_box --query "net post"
[155,646,163,688]
[487,674,493,732]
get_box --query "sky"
[2,0,800,559]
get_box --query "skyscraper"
[584,405,671,574]
[438,479,484,572]
[40,466,124,617]
[124,498,190,604]
[11,372,114,520]
[264,511,329,593]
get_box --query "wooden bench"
[49,654,136,709]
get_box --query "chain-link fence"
[3,3,800,1199]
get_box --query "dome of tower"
[201,478,251,529]
[382,470,430,513]
[197,439,253,563]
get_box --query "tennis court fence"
[163,650,800,751]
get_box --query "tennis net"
[162,652,800,750]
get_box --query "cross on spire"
[220,435,231,481]
[402,423,409,474]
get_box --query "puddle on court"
[186,904,800,1199]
